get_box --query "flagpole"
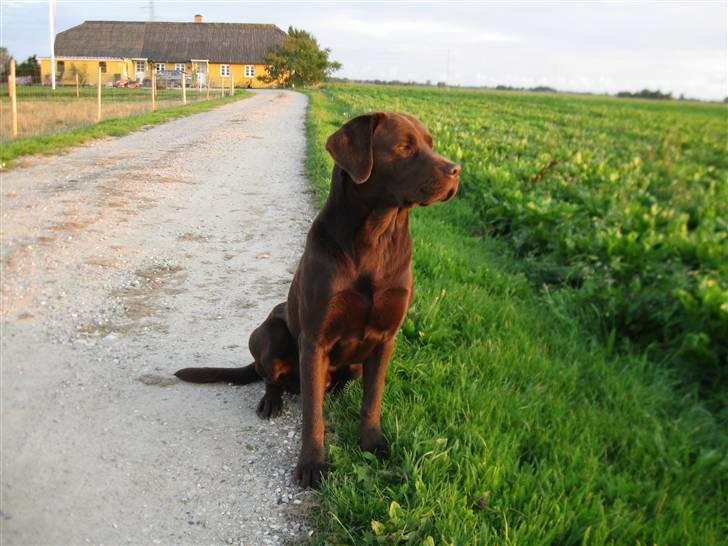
[49,0,56,90]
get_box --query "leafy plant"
[303,85,727,545]
[310,84,728,394]
[16,55,40,83]
[258,27,341,88]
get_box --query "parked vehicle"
[155,70,192,88]
[114,79,142,88]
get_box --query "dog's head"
[326,112,460,208]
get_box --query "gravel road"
[1,90,316,545]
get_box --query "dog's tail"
[174,363,262,385]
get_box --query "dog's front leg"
[295,338,328,488]
[359,338,395,458]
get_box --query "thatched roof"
[55,21,287,63]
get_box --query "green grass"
[0,90,251,167]
[301,86,727,545]
[309,85,728,393]
[0,83,222,101]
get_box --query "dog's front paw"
[294,461,327,488]
[360,429,390,460]
[256,393,283,419]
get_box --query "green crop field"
[302,85,727,545]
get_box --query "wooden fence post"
[96,66,102,122]
[230,75,234,96]
[206,78,210,100]
[75,73,80,97]
[182,71,187,104]
[152,71,156,111]
[9,58,17,138]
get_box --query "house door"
[194,62,207,85]
[135,60,146,81]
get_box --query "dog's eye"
[397,143,413,154]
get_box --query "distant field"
[0,90,251,166]
[0,84,234,140]
[303,85,726,545]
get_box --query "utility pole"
[49,0,56,89]
[446,49,450,88]
[148,0,155,21]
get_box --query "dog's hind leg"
[250,351,298,420]
[256,381,284,418]
[247,308,300,419]
[175,303,292,386]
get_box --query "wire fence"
[1,63,237,142]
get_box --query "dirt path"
[1,90,316,545]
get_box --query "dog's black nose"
[444,163,461,177]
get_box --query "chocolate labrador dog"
[176,112,460,487]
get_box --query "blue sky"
[1,1,726,100]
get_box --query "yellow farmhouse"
[40,15,285,88]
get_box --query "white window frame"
[135,60,145,73]
[244,65,255,77]
[155,63,165,73]
[220,64,230,77]
[175,63,185,72]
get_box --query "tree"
[258,27,341,88]
[616,89,672,100]
[0,47,10,80]
[16,55,40,83]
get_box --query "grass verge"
[0,91,252,168]
[301,88,726,545]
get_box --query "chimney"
[194,14,202,23]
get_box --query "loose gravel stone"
[2,90,313,545]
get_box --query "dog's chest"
[323,279,410,364]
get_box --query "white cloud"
[316,14,519,45]
[1,1,43,7]
[1,1,725,100]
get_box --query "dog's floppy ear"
[326,113,386,184]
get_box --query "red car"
[114,79,142,89]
